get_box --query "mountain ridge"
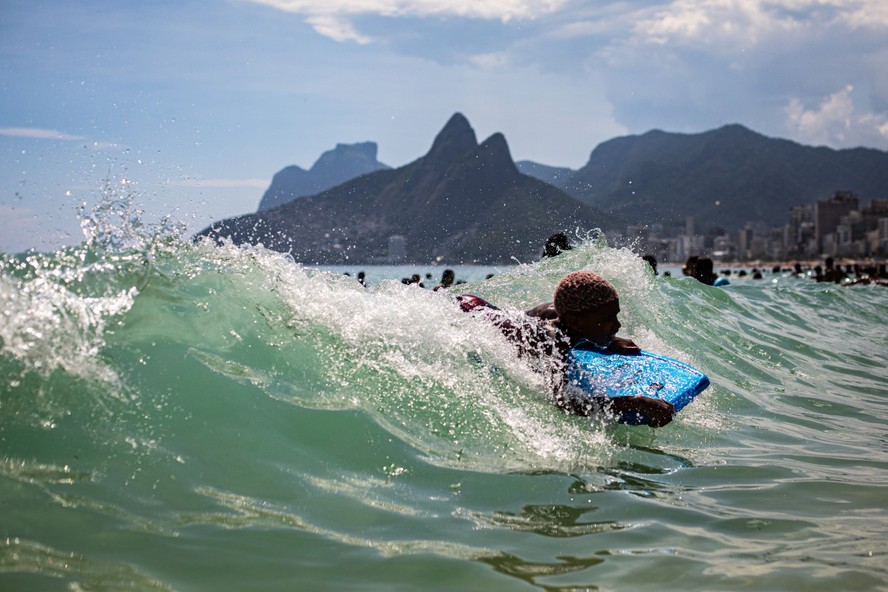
[197,113,613,264]
[199,117,888,262]
[554,124,888,229]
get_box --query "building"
[815,191,859,253]
[880,218,888,254]
[768,226,787,260]
[786,204,815,256]
[736,225,753,259]
[617,190,885,261]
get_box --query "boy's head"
[554,271,617,315]
[554,271,621,344]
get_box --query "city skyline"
[635,191,888,263]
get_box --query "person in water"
[542,232,574,258]
[692,257,718,285]
[433,269,456,291]
[459,271,674,427]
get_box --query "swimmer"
[433,269,456,291]
[459,271,674,427]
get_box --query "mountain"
[197,113,615,264]
[515,161,575,186]
[256,142,390,211]
[557,124,888,231]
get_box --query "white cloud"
[837,0,888,29]
[785,85,888,147]
[306,15,373,43]
[248,0,567,41]
[632,0,792,48]
[0,127,85,141]
[0,128,122,151]
[469,51,510,68]
[169,178,270,189]
[631,0,888,49]
[250,0,566,20]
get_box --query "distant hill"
[515,161,576,187]
[548,125,888,231]
[197,114,615,264]
[257,142,390,211]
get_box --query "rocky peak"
[423,112,478,165]
[312,142,381,177]
[471,133,518,176]
[257,141,389,211]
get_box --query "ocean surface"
[2,214,887,591]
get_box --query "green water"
[1,237,887,591]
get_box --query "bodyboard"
[566,348,710,425]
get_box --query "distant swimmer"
[542,232,573,258]
[642,254,658,275]
[433,269,455,291]
[818,257,847,284]
[692,257,718,286]
[458,271,675,427]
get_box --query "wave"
[3,195,887,591]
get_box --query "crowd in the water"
[343,269,487,290]
[341,232,887,289]
[673,255,888,287]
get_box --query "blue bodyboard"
[566,348,710,425]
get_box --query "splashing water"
[2,192,887,591]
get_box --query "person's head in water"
[433,268,456,291]
[683,256,699,277]
[553,271,621,346]
[642,254,658,275]
[693,257,717,285]
[543,232,573,258]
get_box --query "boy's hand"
[609,396,675,427]
[608,336,641,355]
[638,397,675,427]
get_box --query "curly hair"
[553,271,618,316]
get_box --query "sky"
[2,0,887,253]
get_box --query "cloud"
[0,127,122,151]
[169,178,270,189]
[0,127,85,141]
[785,85,888,147]
[247,0,568,41]
[631,0,888,50]
[837,0,888,29]
[469,51,510,68]
[306,15,374,43]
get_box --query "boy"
[459,270,674,427]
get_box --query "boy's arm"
[525,301,557,320]
[554,380,674,427]
[608,336,641,355]
[606,396,674,427]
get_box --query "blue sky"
[2,0,887,253]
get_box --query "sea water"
[1,213,887,591]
